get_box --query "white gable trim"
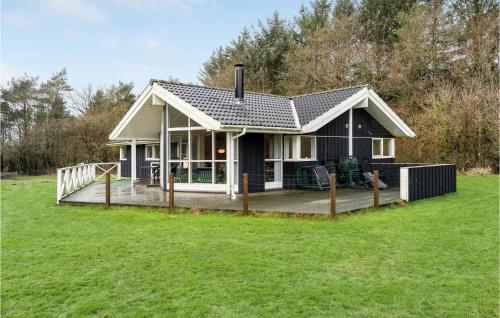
[300,88,416,138]
[151,83,221,130]
[301,88,369,133]
[367,89,416,137]
[109,84,221,141]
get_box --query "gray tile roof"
[155,81,296,128]
[292,85,367,126]
[152,80,366,129]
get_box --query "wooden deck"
[61,180,401,214]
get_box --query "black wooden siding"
[238,133,265,192]
[407,165,456,201]
[314,109,395,165]
[119,145,154,179]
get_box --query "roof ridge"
[150,79,287,98]
[291,84,368,98]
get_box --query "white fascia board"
[367,89,416,138]
[220,125,301,134]
[301,88,369,133]
[109,85,154,140]
[151,83,221,130]
[289,99,301,129]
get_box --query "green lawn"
[1,175,498,317]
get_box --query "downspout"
[230,127,247,199]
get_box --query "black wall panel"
[119,145,150,179]
[238,133,265,192]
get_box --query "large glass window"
[215,132,226,160]
[168,106,189,128]
[190,130,212,161]
[169,133,188,160]
[372,138,394,158]
[167,105,230,184]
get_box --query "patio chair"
[296,165,330,190]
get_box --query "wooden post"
[243,173,249,214]
[105,172,110,207]
[373,170,379,208]
[168,173,174,210]
[330,174,337,218]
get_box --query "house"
[108,64,415,197]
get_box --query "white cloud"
[134,34,161,50]
[111,0,206,13]
[44,0,106,23]
[2,10,31,28]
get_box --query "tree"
[0,75,39,141]
[359,0,418,46]
[333,0,356,19]
[294,0,332,45]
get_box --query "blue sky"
[1,0,305,93]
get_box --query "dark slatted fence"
[401,164,456,201]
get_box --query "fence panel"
[400,164,456,201]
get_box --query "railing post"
[373,170,379,208]
[105,172,111,207]
[243,173,249,214]
[56,169,62,204]
[168,173,174,211]
[117,163,121,180]
[330,173,336,218]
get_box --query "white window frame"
[283,135,317,161]
[119,146,127,160]
[264,134,283,186]
[145,144,160,160]
[372,138,395,159]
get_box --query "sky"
[1,0,305,94]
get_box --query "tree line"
[200,0,499,170]
[1,0,497,175]
[1,69,135,174]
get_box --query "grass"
[1,175,498,317]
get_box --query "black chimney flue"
[234,64,244,103]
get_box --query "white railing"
[56,162,120,204]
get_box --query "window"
[300,136,315,159]
[372,138,394,158]
[284,136,294,160]
[264,134,282,183]
[119,146,127,160]
[146,144,160,160]
[284,135,316,161]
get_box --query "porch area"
[60,180,401,214]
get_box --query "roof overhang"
[301,88,416,137]
[109,84,222,141]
